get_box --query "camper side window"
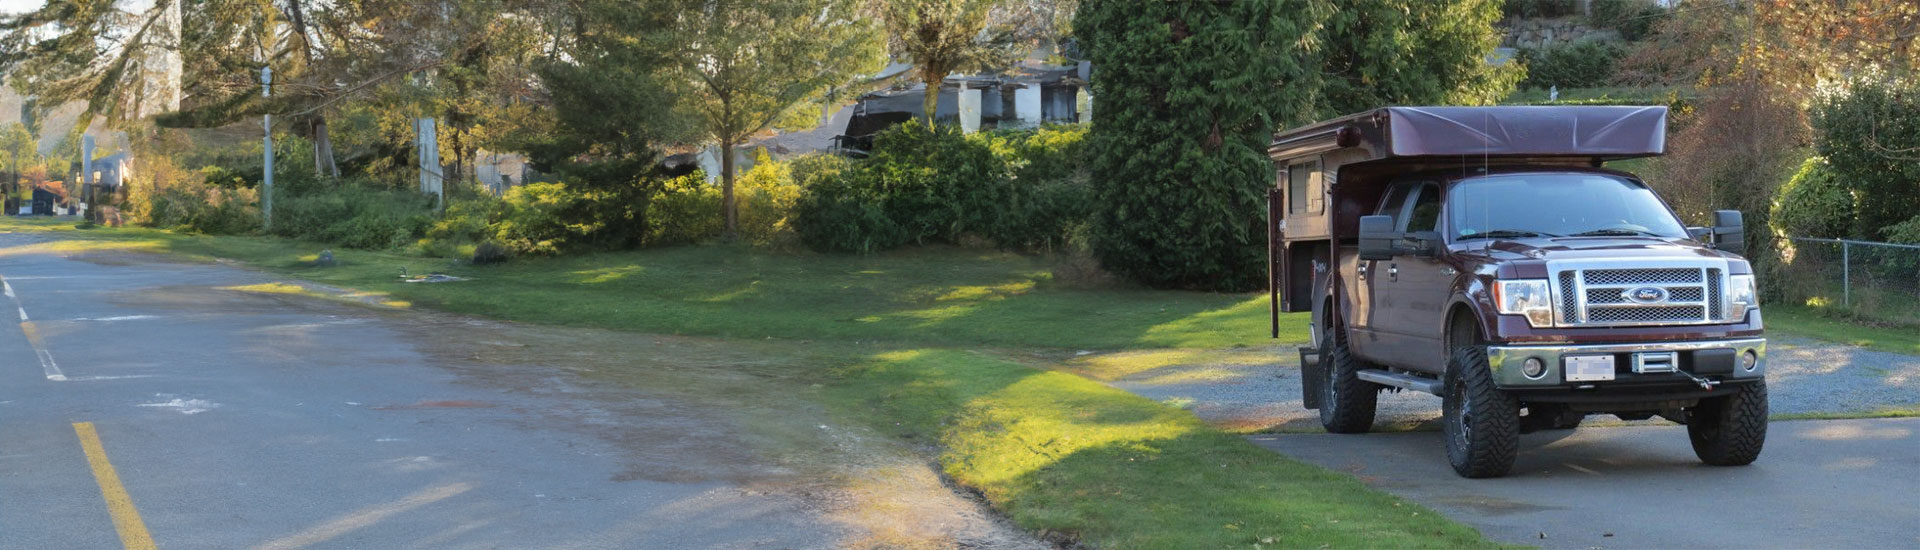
[1286,160,1321,214]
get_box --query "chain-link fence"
[1778,237,1920,324]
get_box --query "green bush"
[795,121,1011,251]
[793,122,1094,254]
[1519,39,1626,89]
[144,184,260,235]
[736,150,809,247]
[646,172,722,246]
[268,184,437,249]
[1772,157,1855,239]
[1503,0,1578,18]
[1589,0,1668,42]
[1813,76,1920,240]
[794,155,910,253]
[488,181,605,255]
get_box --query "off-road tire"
[1318,329,1378,434]
[1688,380,1768,466]
[1444,346,1520,478]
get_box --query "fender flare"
[1444,292,1496,348]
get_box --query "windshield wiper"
[1568,228,1659,237]
[1457,229,1556,241]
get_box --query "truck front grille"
[1554,265,1725,327]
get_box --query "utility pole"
[81,135,93,223]
[261,66,273,231]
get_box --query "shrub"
[471,241,510,265]
[1772,157,1855,239]
[646,172,722,246]
[736,150,808,247]
[489,181,599,255]
[1519,39,1626,89]
[1813,76,1920,240]
[1503,0,1578,18]
[794,156,910,253]
[267,184,437,249]
[795,121,1012,251]
[1589,0,1668,42]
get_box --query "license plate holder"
[1564,355,1617,382]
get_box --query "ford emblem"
[1624,287,1667,304]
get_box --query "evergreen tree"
[1074,0,1320,291]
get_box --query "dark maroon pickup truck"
[1266,106,1766,478]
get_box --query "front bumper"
[1486,337,1766,389]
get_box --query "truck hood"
[1458,237,1736,263]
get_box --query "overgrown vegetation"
[794,121,1090,254]
[1075,0,1513,291]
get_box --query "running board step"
[1356,369,1442,395]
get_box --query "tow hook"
[1682,372,1719,391]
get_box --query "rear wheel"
[1443,346,1520,478]
[1688,380,1768,466]
[1317,327,1378,434]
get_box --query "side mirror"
[1358,215,1397,260]
[1712,210,1745,255]
[1406,231,1443,257]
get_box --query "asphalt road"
[1250,417,1920,549]
[0,234,878,549]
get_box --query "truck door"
[1346,184,1412,360]
[1375,182,1451,373]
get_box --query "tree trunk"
[721,140,737,238]
[921,75,940,124]
[312,118,339,178]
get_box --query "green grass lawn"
[1764,305,1920,356]
[3,218,1499,548]
[3,218,1303,350]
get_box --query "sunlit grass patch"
[1061,347,1276,382]
[830,349,1495,549]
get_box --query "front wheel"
[1317,328,1379,434]
[1688,380,1768,466]
[1443,346,1520,478]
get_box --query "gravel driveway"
[1076,336,1920,432]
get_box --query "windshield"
[1447,173,1688,240]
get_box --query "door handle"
[1357,264,1369,280]
[1388,264,1399,280]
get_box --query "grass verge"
[833,348,1495,548]
[1764,306,1920,356]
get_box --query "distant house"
[834,61,1091,156]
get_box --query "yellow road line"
[73,422,157,550]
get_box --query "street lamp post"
[261,66,273,231]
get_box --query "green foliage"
[1322,0,1520,113]
[793,122,1091,253]
[1074,0,1316,291]
[1772,157,1855,239]
[1812,76,1920,240]
[1887,215,1920,245]
[883,0,1017,122]
[1502,0,1578,18]
[143,185,262,236]
[1589,0,1669,42]
[646,173,723,246]
[735,150,808,247]
[267,184,437,250]
[1519,39,1626,89]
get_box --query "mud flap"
[1299,346,1324,410]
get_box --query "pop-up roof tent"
[1264,105,1670,317]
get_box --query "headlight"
[1494,279,1554,327]
[1728,274,1758,321]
